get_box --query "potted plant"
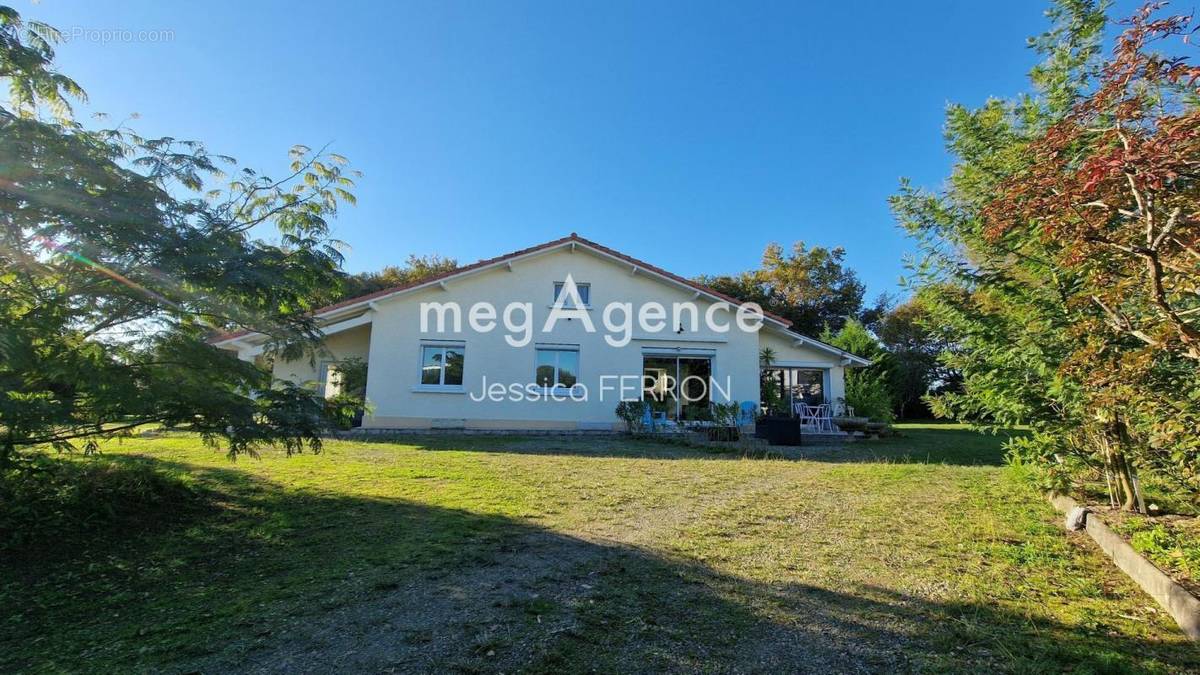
[705,402,740,442]
[754,348,803,445]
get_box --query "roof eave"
[777,327,872,366]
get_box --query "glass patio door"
[762,367,826,414]
[642,355,713,421]
[790,368,824,407]
[677,357,712,421]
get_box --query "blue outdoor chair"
[738,401,757,426]
[642,403,655,432]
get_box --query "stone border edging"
[1049,493,1200,640]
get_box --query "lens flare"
[32,235,180,310]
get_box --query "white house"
[215,234,869,431]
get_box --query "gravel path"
[189,468,928,673]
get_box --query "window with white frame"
[535,347,579,388]
[420,344,465,387]
[552,281,590,307]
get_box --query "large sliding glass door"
[677,357,712,421]
[762,367,826,413]
[642,355,713,421]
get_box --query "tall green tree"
[821,319,896,422]
[877,298,959,419]
[981,4,1200,500]
[0,6,359,463]
[698,241,879,335]
[894,1,1200,508]
[893,0,1107,496]
[818,301,959,421]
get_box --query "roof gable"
[214,233,794,345]
[214,233,820,346]
[317,233,791,323]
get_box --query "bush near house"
[614,400,648,432]
[843,371,895,425]
[821,320,896,424]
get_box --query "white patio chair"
[793,401,810,425]
[796,402,823,429]
[833,400,855,418]
[810,404,833,432]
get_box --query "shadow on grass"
[363,432,730,461]
[1,453,1191,673]
[0,453,214,556]
[357,424,1018,468]
[789,424,1022,467]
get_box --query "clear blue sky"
[18,0,1145,301]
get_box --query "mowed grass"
[2,424,1197,672]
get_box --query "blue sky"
[17,0,1145,301]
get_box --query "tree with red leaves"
[896,1,1199,510]
[985,3,1200,362]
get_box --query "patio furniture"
[796,402,833,432]
[811,404,834,432]
[642,405,655,432]
[793,400,810,420]
[794,402,817,428]
[738,401,757,426]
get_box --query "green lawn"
[3,424,1196,672]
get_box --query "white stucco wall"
[272,324,372,390]
[269,245,851,429]
[358,247,768,429]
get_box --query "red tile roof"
[212,233,790,343]
[567,234,791,324]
